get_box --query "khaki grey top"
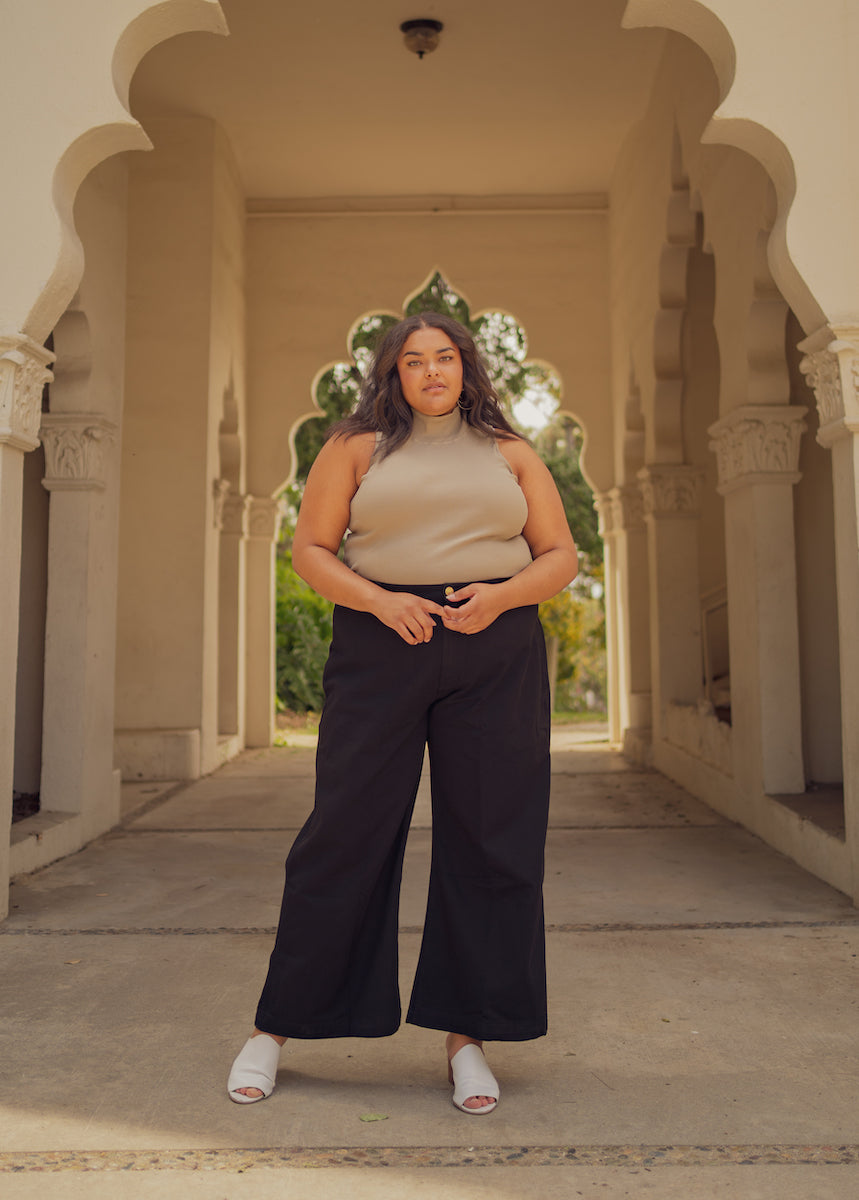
[343,407,532,585]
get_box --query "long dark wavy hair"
[328,312,521,458]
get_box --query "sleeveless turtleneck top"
[343,407,533,585]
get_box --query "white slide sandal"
[448,1043,500,1115]
[227,1034,281,1104]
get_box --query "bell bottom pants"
[255,581,551,1042]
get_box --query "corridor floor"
[2,724,859,1198]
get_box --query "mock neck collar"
[409,405,463,441]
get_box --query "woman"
[228,312,578,1113]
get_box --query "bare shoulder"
[497,435,548,478]
[314,431,377,489]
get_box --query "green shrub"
[275,551,333,712]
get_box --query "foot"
[446,1033,499,1113]
[228,1030,287,1103]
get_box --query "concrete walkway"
[3,724,859,1198]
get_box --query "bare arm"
[441,438,579,634]
[292,434,446,644]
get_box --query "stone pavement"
[3,723,859,1198]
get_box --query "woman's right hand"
[372,591,446,644]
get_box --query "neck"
[410,406,462,440]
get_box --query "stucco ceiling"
[130,0,667,202]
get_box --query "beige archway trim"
[623,0,826,334]
[650,181,698,464]
[624,0,736,99]
[25,0,228,341]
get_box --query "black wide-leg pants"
[255,582,551,1042]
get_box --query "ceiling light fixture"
[400,19,443,60]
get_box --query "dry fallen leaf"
[64,959,82,965]
[358,1113,389,1123]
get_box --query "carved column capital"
[222,492,251,537]
[0,334,54,452]
[637,464,702,519]
[246,496,284,542]
[799,327,859,448]
[609,483,646,532]
[40,413,116,491]
[593,491,615,538]
[707,405,807,495]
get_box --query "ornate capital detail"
[798,327,859,447]
[40,414,116,491]
[593,492,615,538]
[0,334,54,451]
[609,484,645,532]
[246,496,284,542]
[799,350,843,431]
[222,492,251,537]
[637,465,702,518]
[707,405,806,494]
[213,478,231,529]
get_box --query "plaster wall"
[116,118,245,779]
[246,209,613,495]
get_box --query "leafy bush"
[275,550,333,712]
[539,566,607,714]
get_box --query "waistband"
[373,578,510,604]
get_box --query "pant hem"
[406,1010,547,1042]
[255,1017,401,1040]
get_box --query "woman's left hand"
[441,583,506,635]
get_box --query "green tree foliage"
[539,566,607,712]
[275,548,333,712]
[534,417,602,568]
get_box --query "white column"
[800,334,859,897]
[708,405,807,796]
[637,465,703,744]
[39,413,120,836]
[594,493,621,743]
[609,483,651,739]
[245,497,282,748]
[219,490,249,740]
[0,335,53,919]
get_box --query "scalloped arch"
[24,0,228,340]
[622,0,825,332]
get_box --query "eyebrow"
[401,344,455,358]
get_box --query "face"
[396,326,464,418]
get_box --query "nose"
[425,359,440,375]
